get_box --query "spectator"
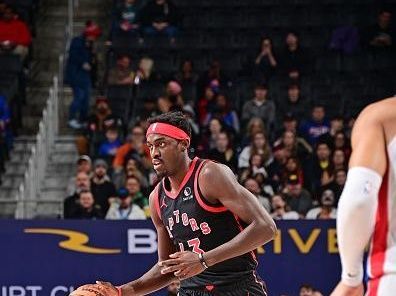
[65,21,101,129]
[112,0,141,38]
[254,36,277,81]
[277,84,308,123]
[329,115,344,137]
[239,153,268,185]
[69,190,104,219]
[0,94,12,151]
[283,174,313,217]
[174,59,198,85]
[64,172,91,218]
[113,125,151,173]
[77,96,124,155]
[90,159,117,214]
[238,131,272,169]
[198,117,224,154]
[332,149,346,171]
[271,194,299,220]
[107,54,135,86]
[0,5,31,59]
[312,141,333,188]
[300,105,330,146]
[241,84,276,133]
[280,31,309,74]
[367,9,394,49]
[243,178,271,212]
[135,57,156,82]
[322,168,346,203]
[197,84,217,126]
[98,127,122,160]
[66,155,92,196]
[166,80,184,107]
[282,157,304,188]
[275,113,299,139]
[113,156,149,190]
[266,143,287,190]
[125,175,149,216]
[299,284,314,296]
[333,131,351,160]
[241,117,266,148]
[105,187,146,220]
[197,61,229,97]
[306,189,337,219]
[208,131,237,172]
[206,93,240,134]
[276,130,312,162]
[166,281,180,296]
[140,0,179,41]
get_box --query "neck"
[168,156,192,192]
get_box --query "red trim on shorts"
[153,184,162,220]
[367,278,380,296]
[233,213,258,263]
[163,157,198,199]
[367,169,389,296]
[193,160,228,213]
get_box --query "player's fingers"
[158,258,181,267]
[177,268,192,280]
[96,281,113,287]
[161,264,184,274]
[169,251,184,258]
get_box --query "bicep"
[349,106,387,176]
[201,163,271,225]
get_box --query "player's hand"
[69,282,119,296]
[330,282,364,296]
[159,251,206,280]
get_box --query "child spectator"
[98,127,122,159]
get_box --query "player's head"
[146,111,192,178]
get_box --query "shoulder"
[199,160,237,188]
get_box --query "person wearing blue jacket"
[65,21,101,129]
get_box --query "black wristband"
[198,253,209,269]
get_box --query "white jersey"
[366,138,396,295]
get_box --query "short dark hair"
[147,111,192,138]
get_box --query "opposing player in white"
[331,98,396,296]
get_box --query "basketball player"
[71,112,276,296]
[331,98,396,296]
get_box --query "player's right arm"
[331,103,387,296]
[71,186,177,296]
[118,187,177,295]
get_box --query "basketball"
[69,285,107,296]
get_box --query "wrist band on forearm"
[198,253,209,269]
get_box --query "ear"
[179,139,190,151]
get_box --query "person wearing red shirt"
[0,6,32,59]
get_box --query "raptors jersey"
[154,157,262,290]
[366,138,396,296]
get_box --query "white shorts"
[367,274,396,296]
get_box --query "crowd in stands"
[0,0,35,182]
[63,0,396,220]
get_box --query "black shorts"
[178,275,268,296]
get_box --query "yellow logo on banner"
[24,228,121,254]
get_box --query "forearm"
[120,263,176,296]
[337,167,381,286]
[204,220,275,267]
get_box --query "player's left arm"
[160,162,276,279]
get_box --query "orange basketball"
[69,285,108,296]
